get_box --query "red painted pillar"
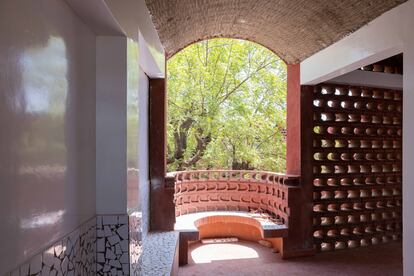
[286,64,301,175]
[281,64,315,258]
[149,78,175,231]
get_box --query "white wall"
[0,0,163,272]
[300,1,414,274]
[0,0,96,273]
[127,38,140,213]
[87,0,163,218]
[104,0,166,78]
[138,68,150,236]
[139,32,165,78]
[96,36,128,214]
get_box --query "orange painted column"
[286,64,301,175]
[282,64,315,258]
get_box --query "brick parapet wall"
[172,170,300,227]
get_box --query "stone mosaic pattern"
[6,214,150,275]
[96,215,129,275]
[129,212,142,275]
[138,231,179,276]
[6,217,96,275]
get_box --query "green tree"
[167,38,286,172]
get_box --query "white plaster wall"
[127,38,140,213]
[64,0,125,36]
[96,36,128,215]
[139,32,165,78]
[0,0,162,272]
[138,68,150,236]
[104,0,166,78]
[73,0,162,216]
[0,0,96,273]
[300,1,414,274]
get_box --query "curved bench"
[174,211,288,265]
[170,170,300,265]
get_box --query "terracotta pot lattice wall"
[310,84,402,252]
[173,170,300,226]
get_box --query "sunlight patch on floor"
[191,242,259,264]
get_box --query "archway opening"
[166,38,287,172]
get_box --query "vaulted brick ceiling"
[145,0,406,63]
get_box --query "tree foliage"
[167,38,286,172]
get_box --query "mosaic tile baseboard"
[129,212,142,275]
[6,213,146,276]
[96,215,130,275]
[7,217,96,276]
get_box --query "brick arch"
[145,0,406,64]
[166,36,288,64]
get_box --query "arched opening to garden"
[167,38,287,172]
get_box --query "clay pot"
[349,88,360,97]
[372,189,382,197]
[372,64,384,72]
[361,65,373,71]
[348,190,360,199]
[361,238,371,247]
[335,241,347,250]
[348,215,360,223]
[353,203,363,210]
[327,229,337,237]
[314,204,326,212]
[327,204,339,212]
[361,89,372,98]
[360,190,371,198]
[341,203,352,211]
[340,228,351,236]
[348,240,360,248]
[340,178,352,186]
[321,86,334,95]
[321,191,334,200]
[335,216,347,224]
[394,66,402,74]
[384,65,394,74]
[321,217,334,226]
[360,214,370,222]
[322,243,334,251]
[353,226,363,235]
[335,191,347,199]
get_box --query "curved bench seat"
[174,211,288,265]
[171,170,301,264]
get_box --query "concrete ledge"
[139,231,179,276]
[175,211,288,238]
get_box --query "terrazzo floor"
[179,240,402,276]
